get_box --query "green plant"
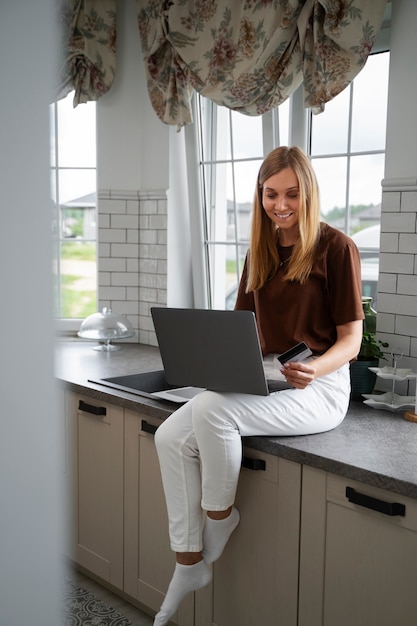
[358,332,389,361]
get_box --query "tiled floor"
[70,568,154,626]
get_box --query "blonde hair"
[246,146,321,291]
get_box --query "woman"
[152,146,363,626]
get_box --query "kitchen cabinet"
[124,410,194,626]
[65,391,124,589]
[299,466,417,626]
[65,380,417,626]
[197,449,301,626]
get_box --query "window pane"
[230,110,263,159]
[311,157,348,224]
[57,94,96,167]
[310,88,350,155]
[58,169,96,205]
[351,53,390,152]
[209,243,248,310]
[232,159,262,206]
[59,241,97,318]
[349,154,385,231]
[278,98,290,146]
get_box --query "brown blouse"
[235,223,364,356]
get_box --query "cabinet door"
[124,411,193,626]
[66,391,124,588]
[197,448,301,626]
[299,467,417,626]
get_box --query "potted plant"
[350,331,389,400]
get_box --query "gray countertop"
[55,340,417,500]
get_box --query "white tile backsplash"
[377,181,417,390]
[98,189,167,345]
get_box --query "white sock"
[153,560,212,626]
[202,507,240,564]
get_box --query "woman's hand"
[280,361,317,389]
[281,320,363,388]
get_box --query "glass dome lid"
[78,307,135,350]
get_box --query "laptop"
[150,307,290,403]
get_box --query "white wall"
[0,2,64,624]
[97,0,169,192]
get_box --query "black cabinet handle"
[141,420,158,436]
[78,400,106,416]
[242,456,266,471]
[346,486,405,517]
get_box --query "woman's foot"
[153,559,212,626]
[202,507,240,564]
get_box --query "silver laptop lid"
[151,307,269,396]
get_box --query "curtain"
[137,0,387,127]
[57,0,117,106]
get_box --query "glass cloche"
[78,307,135,351]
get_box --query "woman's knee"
[154,416,174,453]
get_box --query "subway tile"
[126,199,140,215]
[126,287,139,301]
[98,272,110,286]
[157,230,168,245]
[99,198,126,214]
[98,213,110,228]
[377,272,397,293]
[157,290,167,304]
[139,274,159,288]
[140,200,158,215]
[111,214,139,230]
[396,315,417,338]
[99,286,126,300]
[139,287,159,302]
[111,243,140,258]
[376,312,396,333]
[401,191,417,212]
[399,233,417,253]
[98,242,110,257]
[379,232,398,252]
[397,274,417,296]
[148,244,167,260]
[111,272,139,287]
[140,230,158,245]
[149,215,167,230]
[157,274,167,289]
[127,230,139,244]
[100,228,126,243]
[377,292,417,316]
[140,258,159,273]
[100,258,126,272]
[379,253,414,274]
[110,301,139,317]
[381,191,401,211]
[126,258,139,272]
[381,212,416,233]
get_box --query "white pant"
[154,363,350,552]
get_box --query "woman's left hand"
[281,361,316,389]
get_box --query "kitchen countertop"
[55,340,417,500]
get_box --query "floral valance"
[57,0,117,106]
[58,0,387,125]
[137,0,387,126]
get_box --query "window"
[50,93,97,324]
[309,52,390,307]
[196,51,390,310]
